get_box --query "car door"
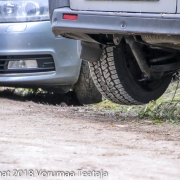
[70,0,177,13]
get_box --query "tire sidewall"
[113,45,172,103]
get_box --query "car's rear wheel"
[74,60,102,104]
[89,44,172,105]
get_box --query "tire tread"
[89,46,140,105]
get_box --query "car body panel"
[70,0,176,13]
[0,21,81,87]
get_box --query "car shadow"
[0,89,82,106]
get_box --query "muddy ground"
[0,91,179,180]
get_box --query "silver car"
[0,0,102,104]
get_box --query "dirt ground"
[0,92,180,180]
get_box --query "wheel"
[89,44,172,105]
[74,60,102,104]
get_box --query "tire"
[89,44,172,105]
[74,60,102,104]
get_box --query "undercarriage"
[80,34,180,80]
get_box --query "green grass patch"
[92,81,180,123]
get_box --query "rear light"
[63,14,78,20]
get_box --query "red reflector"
[63,14,78,20]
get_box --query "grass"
[92,81,180,123]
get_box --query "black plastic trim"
[0,55,55,74]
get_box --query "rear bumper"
[52,8,180,39]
